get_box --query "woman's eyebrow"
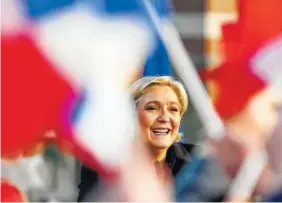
[170,101,180,106]
[145,101,180,107]
[145,100,160,105]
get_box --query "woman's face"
[136,85,182,150]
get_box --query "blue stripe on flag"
[143,39,172,76]
[23,0,172,20]
[23,0,76,19]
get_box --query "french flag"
[2,0,174,175]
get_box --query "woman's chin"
[150,140,171,149]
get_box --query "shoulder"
[166,142,195,161]
[166,142,195,176]
[176,143,195,153]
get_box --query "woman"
[77,76,194,201]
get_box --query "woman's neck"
[150,148,168,163]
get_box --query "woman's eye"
[170,107,179,112]
[145,106,158,111]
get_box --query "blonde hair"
[130,76,188,115]
[129,76,188,141]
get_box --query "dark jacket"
[175,157,230,202]
[77,142,194,202]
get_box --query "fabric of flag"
[2,0,175,174]
[143,40,173,76]
[1,33,108,175]
[24,0,172,25]
[71,39,173,124]
[199,0,282,120]
[1,33,74,158]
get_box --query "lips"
[151,128,171,136]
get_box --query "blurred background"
[171,0,237,143]
[47,0,238,199]
[2,0,239,201]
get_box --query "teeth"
[154,132,167,135]
[152,129,170,135]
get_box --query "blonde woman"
[77,76,194,201]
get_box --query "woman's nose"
[157,112,170,123]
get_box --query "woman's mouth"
[151,128,171,136]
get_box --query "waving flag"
[200,0,282,120]
[1,33,75,158]
[2,0,175,174]
[2,31,105,173]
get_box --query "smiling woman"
[130,76,190,162]
[77,76,195,201]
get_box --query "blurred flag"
[2,0,175,174]
[143,39,173,76]
[72,39,174,122]
[221,0,282,62]
[1,32,105,173]
[199,0,282,120]
[1,33,75,158]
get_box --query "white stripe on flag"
[251,35,282,89]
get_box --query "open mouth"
[151,128,171,136]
